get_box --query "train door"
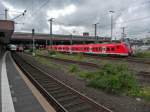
[102,47,106,53]
[89,46,92,53]
[69,46,72,54]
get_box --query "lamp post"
[48,18,54,50]
[70,34,73,45]
[109,10,115,41]
[94,22,99,43]
[5,9,8,20]
[32,28,35,56]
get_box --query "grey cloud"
[1,0,150,39]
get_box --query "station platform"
[0,51,56,112]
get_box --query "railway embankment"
[17,51,150,112]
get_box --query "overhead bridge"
[11,32,111,45]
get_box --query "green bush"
[79,71,98,80]
[68,64,79,73]
[79,63,140,95]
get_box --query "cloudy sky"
[0,0,150,39]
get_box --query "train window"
[111,48,115,51]
[99,47,102,51]
[107,47,110,51]
[93,48,96,50]
[96,48,98,51]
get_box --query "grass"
[34,49,87,61]
[139,87,150,102]
[68,64,79,73]
[34,56,58,69]
[33,50,150,100]
[32,53,150,101]
[134,51,150,58]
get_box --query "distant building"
[142,37,150,43]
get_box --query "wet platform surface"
[0,52,46,112]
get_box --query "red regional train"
[47,42,133,56]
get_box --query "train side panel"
[47,42,132,56]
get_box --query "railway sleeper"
[57,95,78,103]
[67,104,93,112]
[37,79,53,84]
[52,92,74,99]
[46,86,62,92]
[48,88,67,94]
[63,99,85,108]
[138,78,150,83]
[42,83,59,88]
[33,76,50,80]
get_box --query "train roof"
[52,42,126,47]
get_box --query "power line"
[99,15,150,29]
[19,0,50,24]
[11,10,27,20]
[30,0,50,16]
[97,0,150,18]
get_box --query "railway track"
[37,54,100,68]
[87,55,150,64]
[33,53,150,80]
[137,71,150,84]
[37,54,150,84]
[34,55,150,82]
[61,52,150,65]
[12,53,112,112]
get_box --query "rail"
[12,52,113,112]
